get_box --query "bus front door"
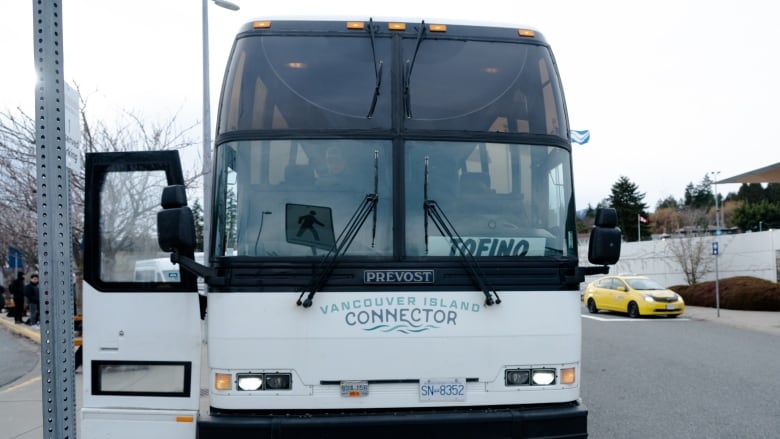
[80,151,201,439]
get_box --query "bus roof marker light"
[517,29,535,38]
[346,21,365,30]
[253,21,271,29]
[388,22,406,31]
[428,24,447,32]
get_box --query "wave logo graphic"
[570,129,590,145]
[363,324,439,334]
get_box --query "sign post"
[34,1,77,437]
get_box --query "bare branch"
[0,98,200,274]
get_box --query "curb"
[0,314,41,344]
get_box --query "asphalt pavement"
[0,305,777,438]
[673,305,780,336]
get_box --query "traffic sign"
[285,203,336,251]
[6,246,22,270]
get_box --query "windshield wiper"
[297,151,380,308]
[403,20,426,118]
[366,18,383,119]
[423,156,501,306]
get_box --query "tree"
[0,109,49,279]
[607,176,648,242]
[0,95,200,279]
[683,174,714,210]
[666,235,716,285]
[651,207,684,234]
[766,183,780,202]
[732,200,780,231]
[191,199,205,252]
[736,183,767,203]
[656,195,681,210]
[576,204,597,234]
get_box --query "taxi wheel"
[627,302,640,318]
[587,298,598,314]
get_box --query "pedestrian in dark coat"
[9,272,25,323]
[24,273,40,326]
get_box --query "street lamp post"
[202,0,239,259]
[711,171,721,317]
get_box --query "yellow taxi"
[583,275,685,318]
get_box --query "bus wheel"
[627,302,640,318]
[587,298,599,314]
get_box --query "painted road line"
[582,315,691,322]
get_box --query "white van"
[132,252,204,284]
[133,257,180,282]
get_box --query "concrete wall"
[579,229,780,288]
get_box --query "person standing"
[24,273,40,326]
[9,272,25,324]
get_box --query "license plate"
[419,379,466,401]
[340,381,368,397]
[666,304,676,310]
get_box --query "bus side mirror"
[157,185,196,254]
[588,208,621,266]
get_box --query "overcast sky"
[2,0,777,211]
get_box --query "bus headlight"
[505,369,531,386]
[506,368,561,386]
[237,374,263,391]
[531,369,556,385]
[265,373,292,390]
[235,372,293,391]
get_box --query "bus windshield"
[214,139,573,259]
[213,20,576,263]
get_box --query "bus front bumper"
[197,402,587,439]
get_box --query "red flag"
[638,214,648,224]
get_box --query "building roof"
[718,162,780,184]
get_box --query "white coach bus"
[80,18,621,439]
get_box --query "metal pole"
[202,0,212,260]
[33,1,77,436]
[712,171,721,318]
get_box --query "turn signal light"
[215,373,232,391]
[561,367,576,385]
